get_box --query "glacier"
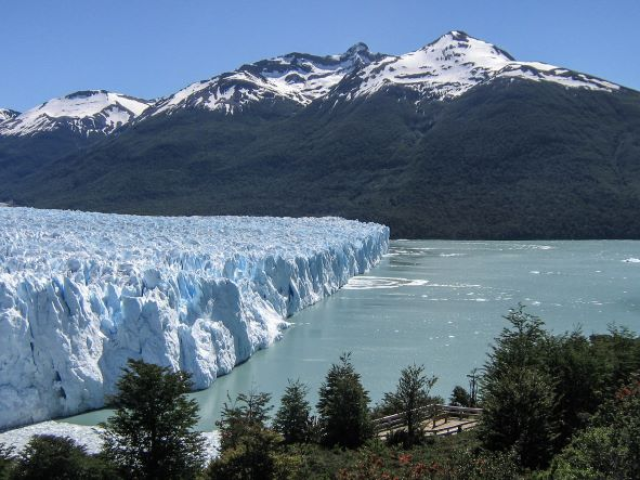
[0,207,389,430]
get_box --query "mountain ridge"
[1,31,639,239]
[1,31,632,132]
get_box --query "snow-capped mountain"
[341,31,619,101]
[144,43,385,116]
[2,31,638,241]
[143,30,622,117]
[0,90,152,137]
[0,31,626,133]
[0,108,20,123]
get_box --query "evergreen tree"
[273,380,313,445]
[101,359,204,480]
[11,435,116,480]
[480,306,558,469]
[380,364,437,447]
[317,352,372,449]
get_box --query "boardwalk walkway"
[372,404,482,440]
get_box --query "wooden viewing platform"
[372,404,482,439]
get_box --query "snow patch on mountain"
[0,108,20,124]
[0,208,389,430]
[346,31,620,101]
[0,91,152,137]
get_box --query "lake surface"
[66,240,640,430]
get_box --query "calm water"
[66,240,640,430]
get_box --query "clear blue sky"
[3,0,639,111]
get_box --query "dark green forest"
[2,80,640,239]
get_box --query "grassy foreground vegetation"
[1,307,639,479]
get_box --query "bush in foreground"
[11,435,115,480]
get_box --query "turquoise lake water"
[66,240,640,430]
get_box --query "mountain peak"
[0,90,152,137]
[345,42,370,55]
[345,30,618,101]
[147,42,386,117]
[446,30,471,41]
[64,89,109,100]
[423,30,513,59]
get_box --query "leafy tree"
[317,352,372,449]
[546,330,612,445]
[485,305,552,373]
[217,390,273,452]
[450,385,471,407]
[549,377,640,479]
[101,359,204,480]
[479,306,558,469]
[208,390,280,480]
[11,435,116,480]
[598,325,640,393]
[206,427,281,480]
[546,426,615,480]
[481,366,557,470]
[380,364,437,447]
[273,380,313,445]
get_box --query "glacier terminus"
[0,207,389,430]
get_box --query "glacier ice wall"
[0,208,389,430]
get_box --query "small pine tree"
[381,364,437,447]
[273,379,313,445]
[317,352,372,449]
[101,359,205,480]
